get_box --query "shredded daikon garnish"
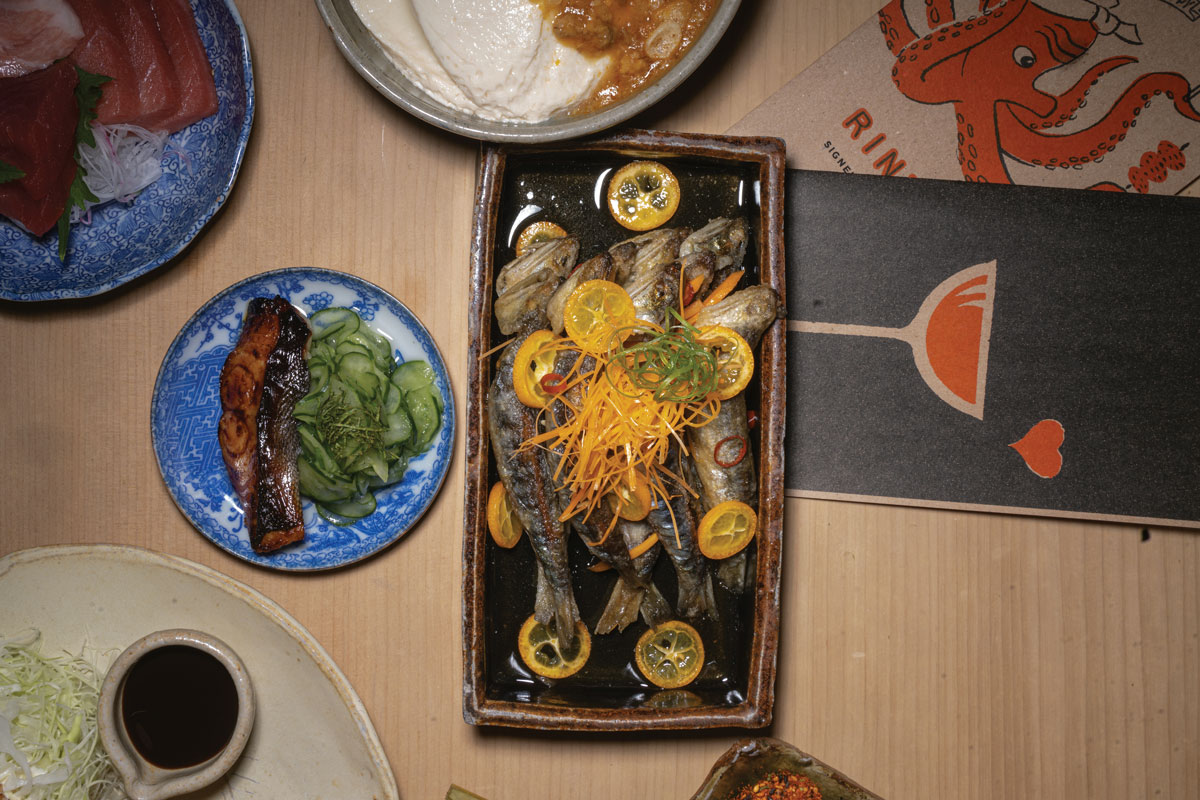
[70,123,168,221]
[0,631,124,800]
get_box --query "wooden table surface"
[2,2,1198,799]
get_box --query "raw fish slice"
[0,152,76,236]
[0,0,83,77]
[149,0,217,132]
[103,0,179,130]
[67,0,139,122]
[0,60,79,235]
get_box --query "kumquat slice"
[515,221,568,257]
[606,470,653,521]
[607,161,681,231]
[696,324,754,400]
[511,329,564,409]
[562,280,637,355]
[486,481,523,549]
[697,500,757,560]
[635,620,705,689]
[517,615,592,680]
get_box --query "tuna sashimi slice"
[0,60,79,235]
[103,0,180,130]
[150,0,217,133]
[67,0,138,122]
[0,0,84,78]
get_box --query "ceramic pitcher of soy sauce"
[98,629,255,800]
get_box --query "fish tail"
[639,581,673,629]
[596,577,645,635]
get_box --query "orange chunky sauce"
[533,0,718,114]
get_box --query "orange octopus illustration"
[879,0,1200,189]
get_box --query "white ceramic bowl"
[313,0,743,142]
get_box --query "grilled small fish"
[489,334,581,644]
[646,447,717,621]
[690,285,782,346]
[679,218,748,285]
[687,285,781,592]
[609,227,688,286]
[219,297,311,553]
[494,237,579,334]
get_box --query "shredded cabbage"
[70,124,168,223]
[0,631,124,800]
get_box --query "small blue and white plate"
[0,0,254,302]
[151,268,455,571]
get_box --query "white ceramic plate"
[0,545,399,800]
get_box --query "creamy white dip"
[348,0,609,123]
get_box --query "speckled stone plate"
[152,268,455,571]
[0,545,400,800]
[690,738,885,800]
[0,0,254,302]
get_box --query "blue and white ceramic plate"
[151,268,455,571]
[0,0,253,302]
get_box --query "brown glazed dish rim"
[462,129,787,731]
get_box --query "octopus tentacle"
[998,72,1200,168]
[954,100,1013,183]
[1010,56,1138,129]
[923,0,955,29]
[879,0,919,56]
[887,0,1029,104]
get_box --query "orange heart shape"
[1009,419,1065,479]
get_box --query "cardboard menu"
[784,169,1200,527]
[729,0,1200,195]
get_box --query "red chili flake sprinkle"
[731,770,822,800]
[746,409,759,430]
[714,435,747,468]
[540,372,567,394]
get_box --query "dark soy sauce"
[121,645,239,769]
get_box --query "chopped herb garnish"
[55,67,110,262]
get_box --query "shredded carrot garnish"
[684,269,744,320]
[518,315,721,533]
[628,532,659,559]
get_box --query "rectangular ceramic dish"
[463,130,786,730]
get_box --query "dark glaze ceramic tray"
[463,130,786,730]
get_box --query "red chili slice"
[714,435,747,468]
[746,409,759,430]
[540,372,567,394]
[682,283,696,306]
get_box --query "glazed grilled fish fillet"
[489,333,581,644]
[494,236,578,334]
[218,297,312,553]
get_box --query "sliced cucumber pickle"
[293,309,443,522]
